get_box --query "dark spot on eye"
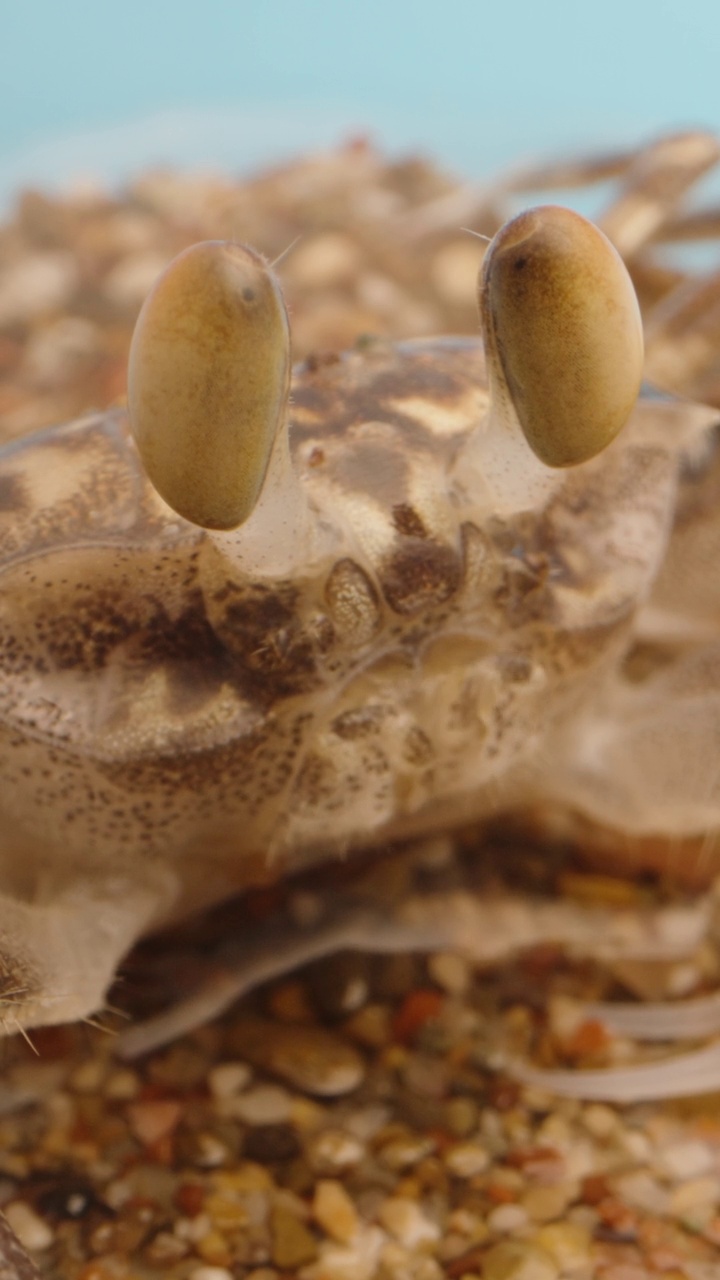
[514,257,528,270]
[242,287,256,303]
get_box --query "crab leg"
[117,876,711,1060]
[596,131,720,257]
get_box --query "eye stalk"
[479,205,644,467]
[128,241,290,531]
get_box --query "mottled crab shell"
[1,136,720,1108]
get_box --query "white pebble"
[4,1201,53,1251]
[428,951,471,995]
[581,1103,620,1139]
[189,1267,234,1280]
[615,1170,668,1216]
[487,1203,530,1234]
[302,1225,386,1280]
[618,1128,652,1162]
[658,1139,715,1180]
[669,1175,720,1217]
[308,1127,365,1172]
[194,1132,230,1168]
[227,1083,292,1125]
[208,1061,253,1100]
[378,1197,440,1248]
[445,1142,490,1177]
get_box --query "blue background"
[2,1,718,198]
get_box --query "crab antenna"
[128,241,308,551]
[473,205,644,508]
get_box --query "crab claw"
[480,205,644,467]
[128,241,291,531]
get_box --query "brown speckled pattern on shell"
[0,316,715,1030]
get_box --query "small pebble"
[534,1221,592,1272]
[427,951,471,995]
[287,233,361,289]
[614,1171,667,1216]
[445,1142,491,1178]
[103,1068,140,1100]
[668,1175,719,1217]
[657,1139,715,1180]
[244,1124,301,1163]
[4,1202,53,1251]
[267,979,315,1023]
[189,1268,234,1280]
[302,1225,386,1280]
[196,1227,232,1267]
[431,240,485,306]
[146,1230,189,1264]
[312,1179,360,1243]
[126,1099,181,1146]
[487,1204,530,1234]
[270,1204,318,1269]
[377,1196,440,1247]
[481,1240,559,1280]
[193,1133,231,1168]
[444,1096,478,1138]
[208,1061,253,1100]
[225,1085,292,1126]
[0,253,76,325]
[617,1128,652,1162]
[103,251,170,308]
[377,1132,436,1171]
[306,953,371,1018]
[307,1128,365,1173]
[343,1003,392,1048]
[68,1057,107,1094]
[580,1103,620,1140]
[522,1184,574,1224]
[227,1016,364,1097]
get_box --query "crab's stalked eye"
[479,206,643,467]
[128,241,290,530]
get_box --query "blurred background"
[3,0,719,199]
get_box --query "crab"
[1,132,720,1107]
